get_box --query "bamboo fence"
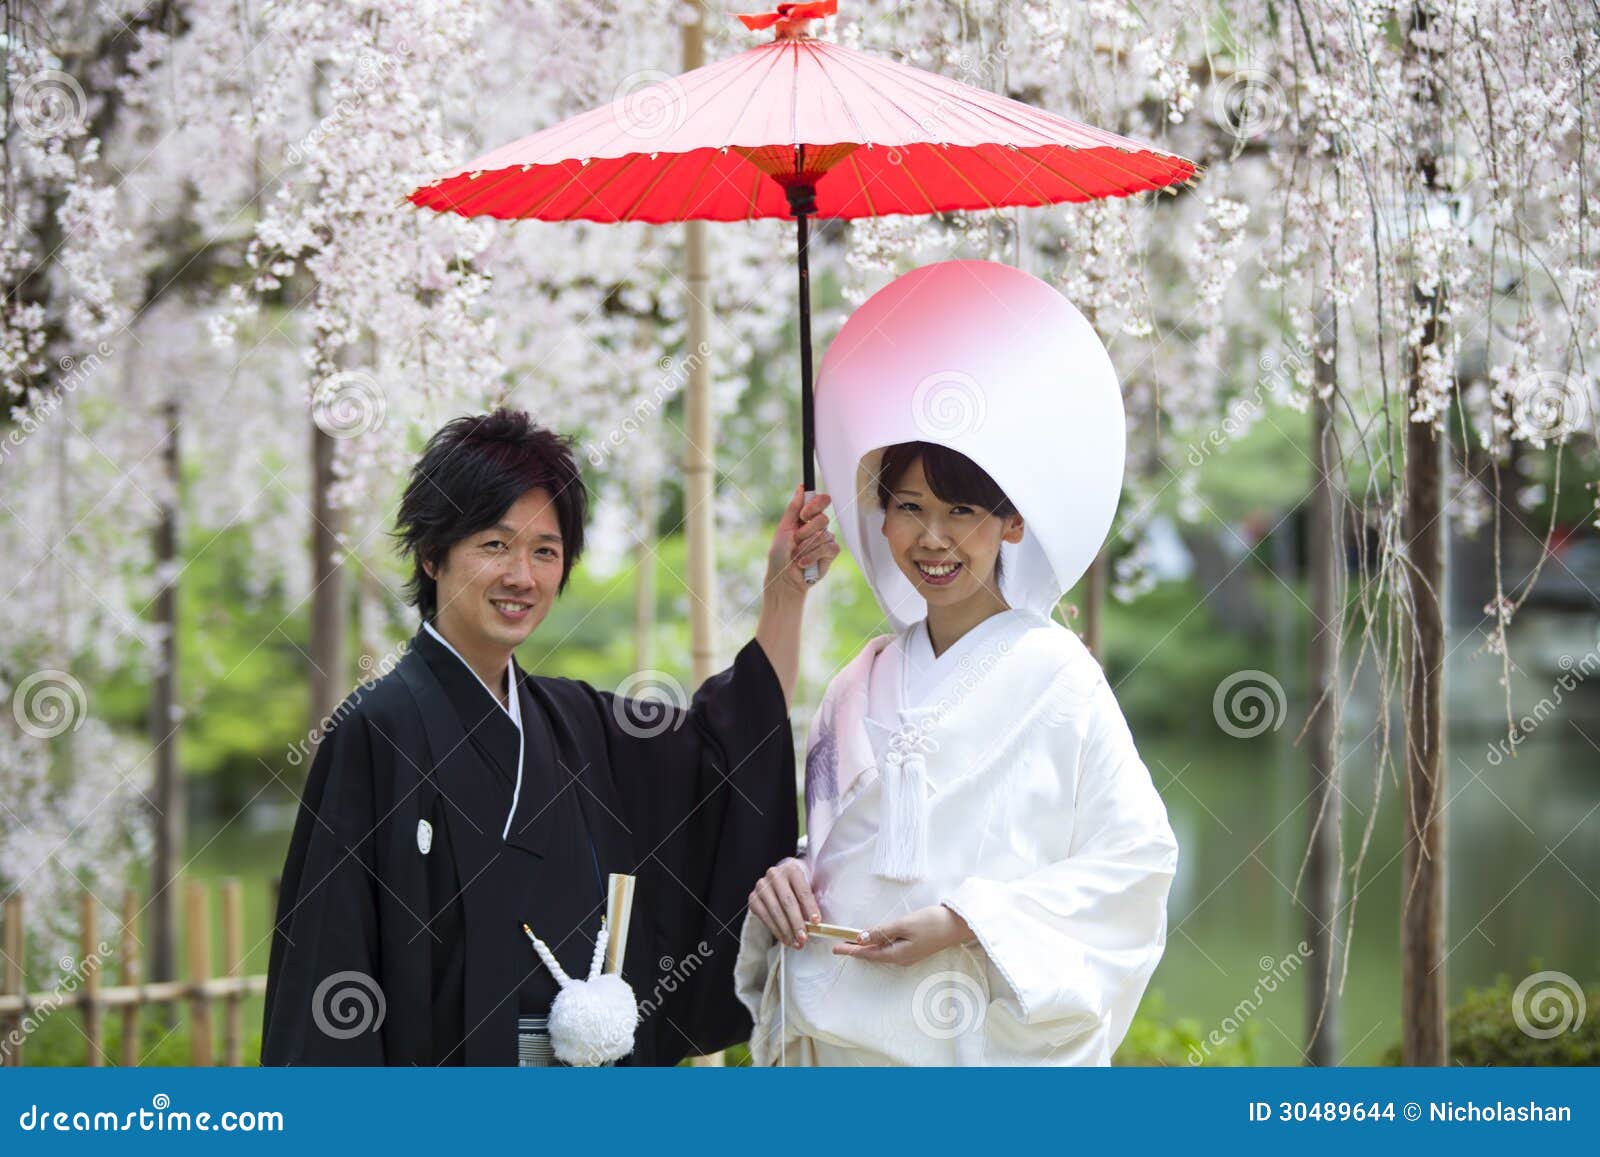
[0,879,269,1066]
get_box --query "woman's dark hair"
[395,409,587,620]
[874,441,1018,582]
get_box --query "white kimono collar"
[901,608,1030,708]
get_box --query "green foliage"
[96,526,309,798]
[12,997,264,1068]
[1115,989,1260,1066]
[1089,579,1279,734]
[1379,970,1600,1066]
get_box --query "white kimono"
[734,608,1179,1066]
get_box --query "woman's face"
[879,456,1023,609]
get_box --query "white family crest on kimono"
[735,609,1180,1066]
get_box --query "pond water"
[1148,715,1600,1064]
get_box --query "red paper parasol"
[409,1,1200,580]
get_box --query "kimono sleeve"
[260,710,385,1065]
[595,637,799,1062]
[942,673,1178,1052]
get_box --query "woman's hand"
[831,904,976,966]
[766,485,839,596]
[748,857,821,950]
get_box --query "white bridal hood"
[815,259,1127,631]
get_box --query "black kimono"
[260,625,797,1065]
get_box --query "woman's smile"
[914,559,964,586]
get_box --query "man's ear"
[422,555,438,581]
[1003,514,1025,545]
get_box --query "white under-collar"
[422,619,524,840]
[902,607,1026,705]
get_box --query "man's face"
[426,488,565,657]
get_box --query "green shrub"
[1115,989,1260,1066]
[1379,971,1599,1066]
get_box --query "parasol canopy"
[409,3,1197,224]
[408,1,1200,582]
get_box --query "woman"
[733,260,1179,1066]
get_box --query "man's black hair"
[874,441,1018,583]
[395,409,587,620]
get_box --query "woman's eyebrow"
[892,488,923,497]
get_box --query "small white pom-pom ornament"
[523,920,639,1066]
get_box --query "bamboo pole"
[1,895,22,1066]
[186,881,213,1065]
[119,891,140,1067]
[221,879,243,1066]
[80,892,104,1065]
[682,0,722,1069]
[682,0,717,691]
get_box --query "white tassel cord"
[871,662,1092,883]
[523,921,640,1067]
[522,923,572,986]
[872,730,933,882]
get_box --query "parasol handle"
[802,491,821,586]
[790,174,821,587]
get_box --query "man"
[261,409,836,1065]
